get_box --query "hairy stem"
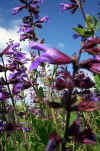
[75,0,86,22]
[62,91,72,151]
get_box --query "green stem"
[48,87,57,127]
[45,68,58,129]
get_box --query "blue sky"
[0,0,100,59]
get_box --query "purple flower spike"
[12,6,25,15]
[29,41,72,71]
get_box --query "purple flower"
[89,63,100,74]
[33,108,40,115]
[8,69,27,84]
[86,93,99,102]
[60,3,74,11]
[20,34,29,41]
[37,16,50,23]
[74,73,95,89]
[80,37,100,55]
[82,37,100,49]
[29,41,72,71]
[83,47,100,55]
[68,120,80,137]
[78,129,96,145]
[13,51,28,64]
[15,52,25,60]
[0,91,9,101]
[22,127,30,132]
[13,83,23,94]
[73,33,80,39]
[12,6,25,15]
[13,81,31,95]
[68,118,96,145]
[93,55,100,62]
[60,1,78,14]
[77,99,99,112]
[80,58,100,74]
[54,69,74,90]
[17,24,33,33]
[8,70,18,81]
[3,43,20,55]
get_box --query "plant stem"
[62,90,73,151]
[75,0,86,22]
[1,56,16,121]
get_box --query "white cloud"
[0,19,29,50]
[0,25,19,49]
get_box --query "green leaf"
[73,27,85,36]
[85,14,94,29]
[93,16,99,32]
[94,74,100,92]
[73,27,94,37]
[53,64,58,76]
[85,14,99,33]
[69,113,76,125]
